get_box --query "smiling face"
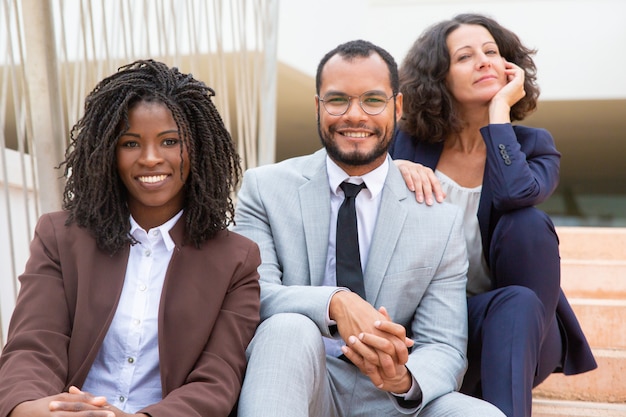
[445,24,508,108]
[316,53,402,176]
[116,100,190,229]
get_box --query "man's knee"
[247,313,324,358]
[421,391,505,417]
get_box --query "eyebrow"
[323,89,388,96]
[453,41,498,56]
[121,129,180,137]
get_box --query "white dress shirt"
[81,211,182,412]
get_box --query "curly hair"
[60,59,241,253]
[399,13,539,143]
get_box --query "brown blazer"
[0,211,261,417]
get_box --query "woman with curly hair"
[0,60,260,417]
[390,13,596,417]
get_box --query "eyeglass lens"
[321,91,391,116]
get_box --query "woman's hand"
[394,159,445,205]
[489,60,526,123]
[65,387,149,417]
[10,387,113,417]
[10,386,149,417]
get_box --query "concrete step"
[557,227,626,261]
[561,260,626,299]
[558,226,626,299]
[569,298,626,349]
[533,349,626,403]
[532,398,626,417]
[533,227,626,413]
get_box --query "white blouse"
[436,170,492,297]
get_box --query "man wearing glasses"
[232,40,504,417]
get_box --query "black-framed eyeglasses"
[318,91,396,116]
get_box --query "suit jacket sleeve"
[481,124,560,211]
[233,160,340,335]
[0,214,73,417]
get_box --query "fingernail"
[374,320,381,327]
[349,335,357,344]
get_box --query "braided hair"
[61,59,241,253]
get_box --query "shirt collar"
[129,210,184,251]
[326,155,388,199]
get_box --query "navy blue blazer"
[390,124,597,375]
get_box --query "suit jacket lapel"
[69,242,129,386]
[364,162,408,304]
[299,150,331,286]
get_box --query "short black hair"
[315,39,399,95]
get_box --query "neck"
[447,106,490,153]
[446,131,484,152]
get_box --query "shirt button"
[133,319,140,326]
[119,396,125,402]
[128,357,135,364]
[151,230,159,236]
[139,284,147,291]
[144,249,151,257]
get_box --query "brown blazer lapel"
[66,235,130,388]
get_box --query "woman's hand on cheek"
[489,60,526,123]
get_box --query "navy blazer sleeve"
[481,124,560,211]
[391,124,560,212]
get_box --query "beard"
[317,119,392,167]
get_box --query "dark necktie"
[336,181,367,298]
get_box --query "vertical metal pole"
[22,0,65,213]
[257,0,278,166]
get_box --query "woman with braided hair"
[0,60,261,417]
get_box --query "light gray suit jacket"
[233,149,469,410]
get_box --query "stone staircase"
[532,227,626,417]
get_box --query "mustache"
[328,123,382,136]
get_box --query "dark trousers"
[460,207,564,417]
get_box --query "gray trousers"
[237,313,505,417]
